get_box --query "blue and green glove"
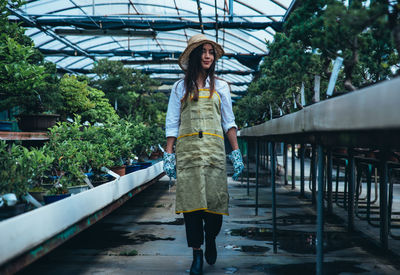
[228,149,244,181]
[163,152,177,179]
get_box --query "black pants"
[183,210,223,248]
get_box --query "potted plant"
[43,182,70,205]
[46,117,114,187]
[95,121,133,176]
[44,136,89,194]
[24,146,55,202]
[0,141,54,216]
[0,142,30,217]
[0,35,61,131]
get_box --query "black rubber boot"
[205,237,217,265]
[190,249,203,275]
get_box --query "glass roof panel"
[11,0,295,93]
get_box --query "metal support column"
[266,142,270,172]
[292,143,296,190]
[284,143,288,185]
[262,142,265,169]
[312,145,317,204]
[316,145,325,275]
[327,148,333,214]
[300,144,305,196]
[270,142,277,253]
[366,164,372,223]
[379,151,389,249]
[255,140,259,216]
[348,148,355,232]
[247,139,250,196]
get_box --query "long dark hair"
[182,43,216,103]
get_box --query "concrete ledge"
[239,77,400,137]
[0,162,163,267]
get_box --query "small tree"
[90,59,164,123]
[58,74,119,123]
[0,1,61,114]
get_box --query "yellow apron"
[175,88,229,215]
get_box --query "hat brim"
[178,39,224,71]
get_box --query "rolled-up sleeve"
[165,81,182,137]
[219,81,238,133]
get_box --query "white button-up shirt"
[165,77,237,138]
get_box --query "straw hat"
[178,34,224,71]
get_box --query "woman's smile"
[201,43,215,70]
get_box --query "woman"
[163,34,244,275]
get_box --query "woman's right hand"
[163,152,177,179]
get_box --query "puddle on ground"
[276,214,316,225]
[227,227,357,254]
[223,267,238,274]
[136,218,184,225]
[118,249,138,256]
[241,245,270,253]
[235,203,312,208]
[64,223,174,249]
[251,261,367,275]
[230,220,270,225]
[276,214,343,226]
[224,244,270,253]
[230,214,342,226]
[130,234,175,243]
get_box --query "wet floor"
[18,170,400,275]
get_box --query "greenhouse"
[1,0,400,274]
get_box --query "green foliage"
[58,74,119,123]
[90,59,165,124]
[81,86,119,123]
[96,120,134,166]
[0,2,61,115]
[46,120,90,186]
[234,0,399,128]
[58,74,94,119]
[0,141,54,197]
[0,37,46,113]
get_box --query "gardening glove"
[228,149,244,181]
[163,152,177,179]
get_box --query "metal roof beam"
[6,5,94,60]
[17,13,285,19]
[39,49,266,58]
[156,88,245,94]
[19,3,272,47]
[121,59,178,65]
[54,28,157,37]
[11,17,283,32]
[155,78,250,86]
[196,0,205,34]
[57,67,255,75]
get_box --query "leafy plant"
[0,37,46,114]
[0,141,54,198]
[0,2,61,115]
[81,86,119,123]
[90,59,165,124]
[234,0,399,128]
[58,74,95,120]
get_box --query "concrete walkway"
[19,169,400,274]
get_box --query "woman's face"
[201,43,215,70]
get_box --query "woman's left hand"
[228,149,244,181]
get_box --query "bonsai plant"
[57,74,119,124]
[0,4,61,131]
[0,141,30,200]
[47,117,114,183]
[0,37,61,131]
[0,141,54,206]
